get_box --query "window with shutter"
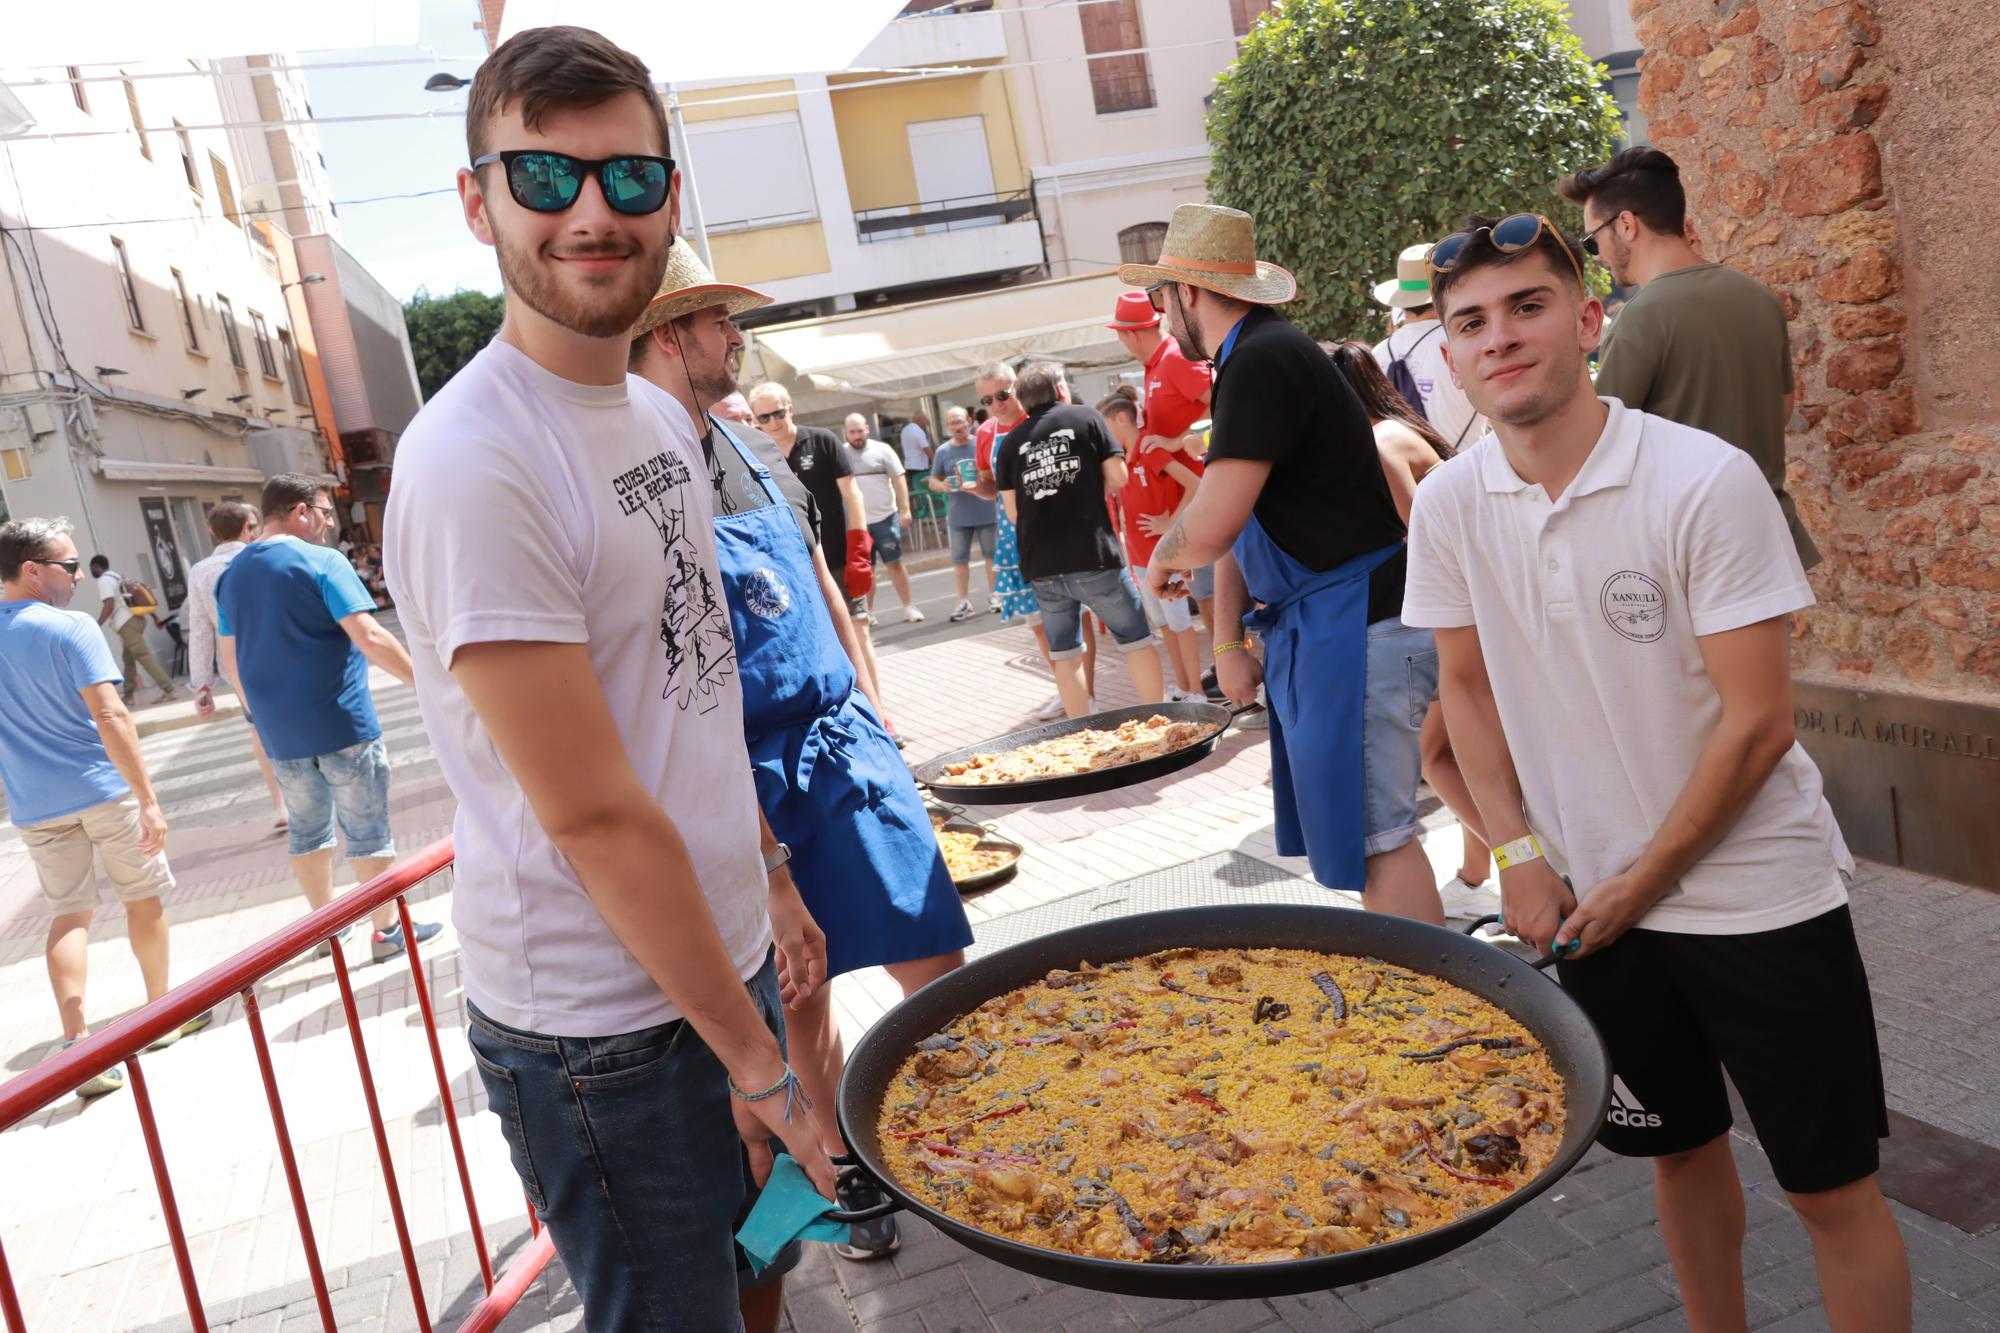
[1118,222,1169,266]
[1230,0,1277,38]
[1079,0,1155,115]
[123,76,149,159]
[211,153,239,225]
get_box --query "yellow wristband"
[1492,834,1544,871]
[1213,640,1247,659]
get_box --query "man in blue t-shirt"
[215,475,438,964]
[926,406,1000,621]
[0,517,209,1096]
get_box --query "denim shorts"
[1362,616,1439,856]
[1031,567,1154,657]
[467,952,800,1331]
[272,737,395,860]
[1189,564,1216,602]
[866,515,903,565]
[948,521,996,567]
[1132,564,1194,633]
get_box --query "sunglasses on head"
[29,557,80,575]
[753,406,789,426]
[472,150,675,216]
[978,388,1013,408]
[1427,213,1587,293]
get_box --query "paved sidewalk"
[0,617,1994,1330]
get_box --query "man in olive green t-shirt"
[1560,147,1820,569]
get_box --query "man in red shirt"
[1109,292,1216,636]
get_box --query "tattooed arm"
[1143,457,1270,598]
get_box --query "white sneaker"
[948,599,976,622]
[988,593,1002,613]
[1083,695,1098,715]
[1035,695,1067,721]
[902,605,926,623]
[1439,875,1502,922]
[1166,687,1205,704]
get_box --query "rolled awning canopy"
[748,271,1138,402]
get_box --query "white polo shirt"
[1402,399,1851,935]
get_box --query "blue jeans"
[948,521,996,567]
[467,952,799,1332]
[1031,567,1153,657]
[1361,616,1439,856]
[866,515,903,565]
[271,737,394,860]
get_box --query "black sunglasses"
[978,388,1013,408]
[1145,280,1172,312]
[472,150,675,216]
[753,407,789,426]
[1579,211,1625,258]
[29,557,81,575]
[1427,213,1587,292]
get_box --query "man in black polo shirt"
[1128,204,1445,925]
[992,363,1166,717]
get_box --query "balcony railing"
[854,188,1035,244]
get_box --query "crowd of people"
[0,20,1915,1332]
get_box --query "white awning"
[95,459,269,486]
[749,272,1136,402]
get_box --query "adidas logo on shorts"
[1607,1074,1664,1129]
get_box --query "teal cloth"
[736,1154,848,1276]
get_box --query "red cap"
[1107,291,1162,331]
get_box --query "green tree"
[403,288,506,400]
[1208,0,1624,342]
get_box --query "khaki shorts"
[20,796,175,915]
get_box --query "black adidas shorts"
[1556,904,1887,1195]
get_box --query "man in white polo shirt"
[1403,212,1909,1333]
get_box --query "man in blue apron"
[1122,205,1447,925]
[629,242,972,1272]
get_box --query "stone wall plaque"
[1793,682,2000,892]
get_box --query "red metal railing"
[0,838,557,1331]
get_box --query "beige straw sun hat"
[1115,203,1297,306]
[629,238,772,341]
[1372,244,1436,309]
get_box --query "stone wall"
[1632,0,2000,701]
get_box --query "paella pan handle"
[1462,914,1581,972]
[821,1153,905,1224]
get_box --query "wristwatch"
[763,842,793,876]
[1491,834,1545,872]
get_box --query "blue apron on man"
[1236,520,1403,892]
[708,418,970,976]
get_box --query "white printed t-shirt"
[1401,399,1851,935]
[385,340,769,1037]
[1373,321,1487,452]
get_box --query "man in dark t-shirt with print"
[992,363,1165,718]
[1126,204,1444,925]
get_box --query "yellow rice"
[874,946,1566,1265]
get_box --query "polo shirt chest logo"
[1600,570,1667,643]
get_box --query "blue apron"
[709,419,971,976]
[1235,513,1403,892]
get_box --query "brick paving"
[0,615,1994,1329]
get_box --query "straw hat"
[628,238,772,341]
[1115,204,1297,306]
[1372,244,1435,309]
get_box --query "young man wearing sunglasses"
[1402,212,1909,1332]
[1558,146,1820,571]
[382,26,835,1333]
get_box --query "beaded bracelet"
[728,1063,811,1123]
[1212,639,1247,659]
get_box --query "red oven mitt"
[845,529,874,599]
